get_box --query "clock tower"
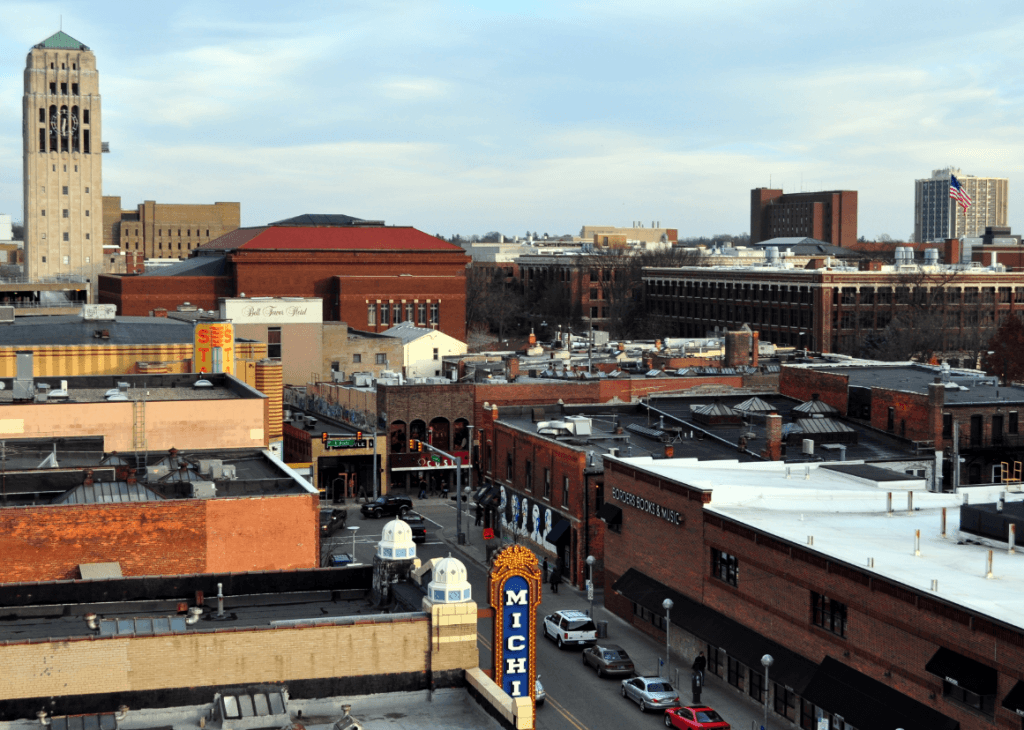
[23,31,103,290]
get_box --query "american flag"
[950,174,972,212]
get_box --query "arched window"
[390,421,407,452]
[429,417,450,450]
[71,105,80,153]
[49,105,58,152]
[409,420,426,442]
[453,418,470,451]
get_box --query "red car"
[664,705,730,729]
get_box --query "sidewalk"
[426,495,795,730]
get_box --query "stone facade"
[22,32,104,287]
[103,197,240,258]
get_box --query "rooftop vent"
[193,378,213,389]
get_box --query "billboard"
[220,297,322,325]
[194,322,235,375]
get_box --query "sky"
[1,0,1023,240]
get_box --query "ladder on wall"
[132,394,147,470]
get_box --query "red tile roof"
[197,225,463,253]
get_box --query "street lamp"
[761,653,774,729]
[586,555,596,617]
[662,598,674,682]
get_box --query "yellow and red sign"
[193,322,235,375]
[488,544,542,720]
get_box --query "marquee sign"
[193,322,235,375]
[488,544,542,720]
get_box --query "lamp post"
[586,555,596,617]
[462,425,473,545]
[761,653,774,730]
[662,598,674,682]
[347,526,360,563]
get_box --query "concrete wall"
[233,322,321,386]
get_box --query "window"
[375,353,387,365]
[707,645,723,677]
[774,683,797,720]
[381,302,390,326]
[506,453,513,481]
[62,232,69,241]
[62,209,68,218]
[62,255,69,264]
[418,302,427,324]
[72,83,78,95]
[887,406,895,432]
[1011,411,1019,434]
[206,229,209,236]
[727,656,743,689]
[942,680,995,716]
[811,592,847,637]
[49,82,56,94]
[367,303,377,326]
[85,186,89,193]
[711,548,738,586]
[85,233,89,240]
[942,413,952,438]
[993,414,1004,445]
[41,209,45,217]
[267,327,282,358]
[406,303,413,322]
[60,82,67,94]
[352,354,362,363]
[562,476,569,506]
[85,210,89,217]
[177,229,181,236]
[432,347,439,361]
[430,302,439,325]
[525,461,533,491]
[83,110,89,124]
[41,256,46,262]
[543,468,551,499]
[62,186,68,195]
[748,666,765,704]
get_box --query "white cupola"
[377,518,416,560]
[427,554,472,603]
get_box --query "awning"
[925,647,998,697]
[475,485,501,507]
[597,503,622,527]
[546,519,571,545]
[611,569,817,694]
[803,657,958,730]
[1002,681,1024,716]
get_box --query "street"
[334,498,777,730]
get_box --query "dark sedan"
[581,643,635,678]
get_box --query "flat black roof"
[797,363,1024,405]
[0,568,380,643]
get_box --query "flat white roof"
[614,457,1024,632]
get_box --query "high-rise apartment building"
[914,168,1008,242]
[22,32,104,287]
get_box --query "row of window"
[123,241,195,252]
[41,208,89,218]
[504,454,571,507]
[367,301,439,327]
[122,229,212,238]
[350,353,388,365]
[39,255,89,265]
[937,411,1019,445]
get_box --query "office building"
[914,168,1008,242]
[102,198,240,259]
[750,189,858,247]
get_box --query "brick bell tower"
[23,31,104,292]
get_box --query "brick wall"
[779,366,850,414]
[100,273,234,316]
[0,494,317,583]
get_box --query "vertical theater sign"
[488,544,542,721]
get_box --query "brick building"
[644,249,1024,353]
[102,197,240,259]
[781,360,1024,489]
[99,214,471,341]
[751,188,858,247]
[602,457,1023,730]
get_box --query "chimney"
[762,413,782,461]
[944,238,961,266]
[152,308,168,318]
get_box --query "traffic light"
[409,439,416,452]
[321,432,328,444]
[357,431,362,441]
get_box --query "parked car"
[327,552,354,567]
[664,705,730,729]
[319,508,347,536]
[620,676,680,713]
[535,676,545,706]
[403,511,428,543]
[543,609,597,649]
[360,495,413,519]
[581,642,635,677]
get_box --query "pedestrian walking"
[418,478,427,500]
[549,565,560,594]
[475,504,483,526]
[542,557,548,582]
